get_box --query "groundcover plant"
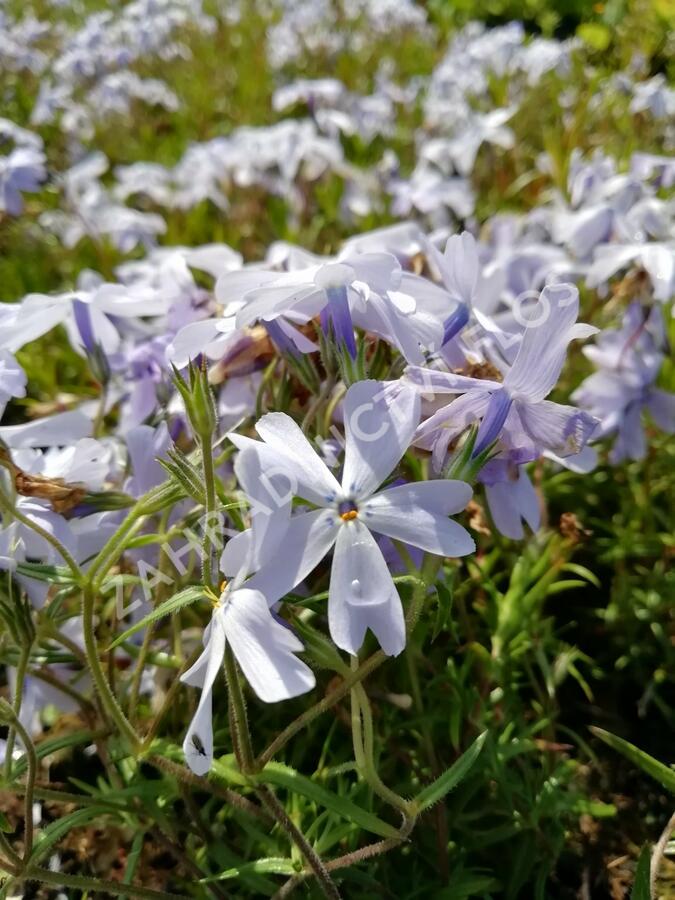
[0,0,673,897]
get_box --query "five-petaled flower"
[224,379,475,658]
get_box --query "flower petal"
[341,380,420,499]
[611,402,646,463]
[363,482,475,557]
[484,468,540,540]
[328,521,405,657]
[0,409,92,449]
[223,588,315,703]
[245,508,340,602]
[414,390,491,446]
[367,479,472,515]
[168,319,236,368]
[439,231,479,304]
[646,388,675,432]
[180,615,226,776]
[517,399,598,457]
[405,366,501,395]
[253,412,341,506]
[232,444,293,576]
[504,283,596,403]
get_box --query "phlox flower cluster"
[0,1,672,788]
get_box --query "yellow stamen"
[220,579,228,594]
[340,510,358,521]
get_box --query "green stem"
[11,784,127,811]
[350,659,413,816]
[223,649,340,898]
[257,567,433,767]
[301,376,334,435]
[2,710,37,860]
[405,643,439,775]
[129,518,174,722]
[200,431,218,590]
[81,582,139,751]
[224,644,254,773]
[145,755,271,823]
[3,642,32,781]
[87,478,175,589]
[322,383,346,437]
[256,784,342,900]
[273,814,415,899]
[0,832,23,869]
[257,649,387,767]
[90,516,146,592]
[127,623,154,724]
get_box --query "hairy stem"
[1,709,38,861]
[257,784,342,900]
[81,582,139,750]
[350,659,414,816]
[224,644,255,773]
[258,650,387,767]
[273,814,415,898]
[200,432,218,590]
[145,755,270,822]
[3,641,32,781]
[224,649,340,898]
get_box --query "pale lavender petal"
[440,231,479,303]
[232,444,293,575]
[253,412,341,506]
[237,285,321,328]
[328,520,405,656]
[341,379,420,499]
[545,445,598,473]
[517,399,598,457]
[504,283,595,403]
[611,402,646,462]
[245,508,340,602]
[414,390,491,446]
[484,467,540,540]
[125,423,170,496]
[646,388,675,432]
[181,616,226,776]
[0,409,92,449]
[223,588,315,702]
[363,484,475,557]
[640,245,674,302]
[167,319,235,369]
[405,366,501,395]
[366,479,472,515]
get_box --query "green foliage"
[590,728,675,794]
[631,846,652,900]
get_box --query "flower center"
[338,499,359,521]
